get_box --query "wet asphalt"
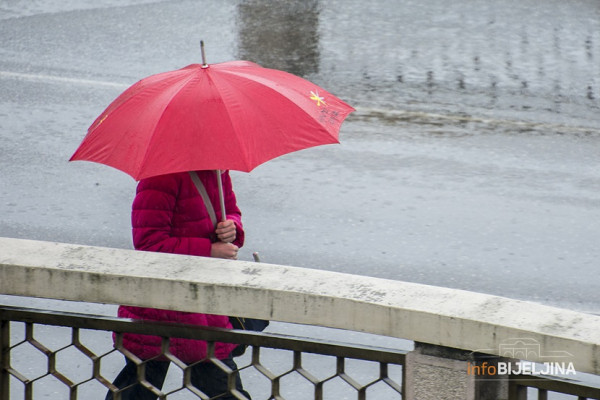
[1,2,600,398]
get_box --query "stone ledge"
[1,237,598,375]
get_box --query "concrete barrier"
[1,236,599,379]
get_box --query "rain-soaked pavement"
[1,0,599,397]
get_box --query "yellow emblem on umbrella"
[310,90,327,107]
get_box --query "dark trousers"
[105,357,251,400]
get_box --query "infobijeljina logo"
[468,338,576,377]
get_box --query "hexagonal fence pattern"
[0,306,406,399]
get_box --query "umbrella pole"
[200,40,208,67]
[216,169,226,222]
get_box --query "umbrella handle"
[216,169,227,222]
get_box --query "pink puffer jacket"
[117,170,244,362]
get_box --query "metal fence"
[508,375,600,400]
[2,305,600,399]
[0,306,406,400]
[3,306,600,400]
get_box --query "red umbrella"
[70,44,355,218]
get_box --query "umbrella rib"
[72,71,194,180]
[204,71,254,171]
[223,67,348,135]
[218,69,319,126]
[135,72,198,178]
[218,69,344,162]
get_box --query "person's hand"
[210,242,239,260]
[215,220,237,243]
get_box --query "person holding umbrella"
[105,169,250,399]
[71,44,355,400]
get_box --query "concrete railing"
[1,237,599,399]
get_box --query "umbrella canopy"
[70,60,355,180]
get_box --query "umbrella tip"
[200,40,208,68]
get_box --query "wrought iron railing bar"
[339,371,365,390]
[382,376,403,394]
[291,351,327,400]
[0,321,7,400]
[180,360,211,400]
[297,367,324,398]
[358,387,367,400]
[49,354,75,388]
[71,326,108,392]
[182,368,211,400]
[316,366,341,387]
[108,333,167,399]
[93,348,121,394]
[138,376,165,399]
[204,344,249,400]
[259,333,407,365]
[24,381,33,400]
[25,321,52,359]
[72,327,95,360]
[2,327,31,387]
[0,319,30,400]
[250,347,277,381]
[46,340,79,390]
[209,354,246,400]
[68,386,77,400]
[58,365,98,400]
[69,377,96,400]
[314,380,324,400]
[250,347,274,378]
[363,370,397,392]
[20,318,78,396]
[379,363,404,394]
[271,374,283,400]
[3,365,29,385]
[293,351,320,385]
[379,363,403,393]
[0,306,407,364]
[509,374,600,399]
[161,336,211,398]
[355,374,388,400]
[249,346,288,399]
[7,339,27,352]
[162,342,212,399]
[23,320,80,394]
[336,357,363,391]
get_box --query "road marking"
[0,70,129,89]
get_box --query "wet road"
[1,1,599,313]
[1,1,599,398]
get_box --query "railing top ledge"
[1,237,599,374]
